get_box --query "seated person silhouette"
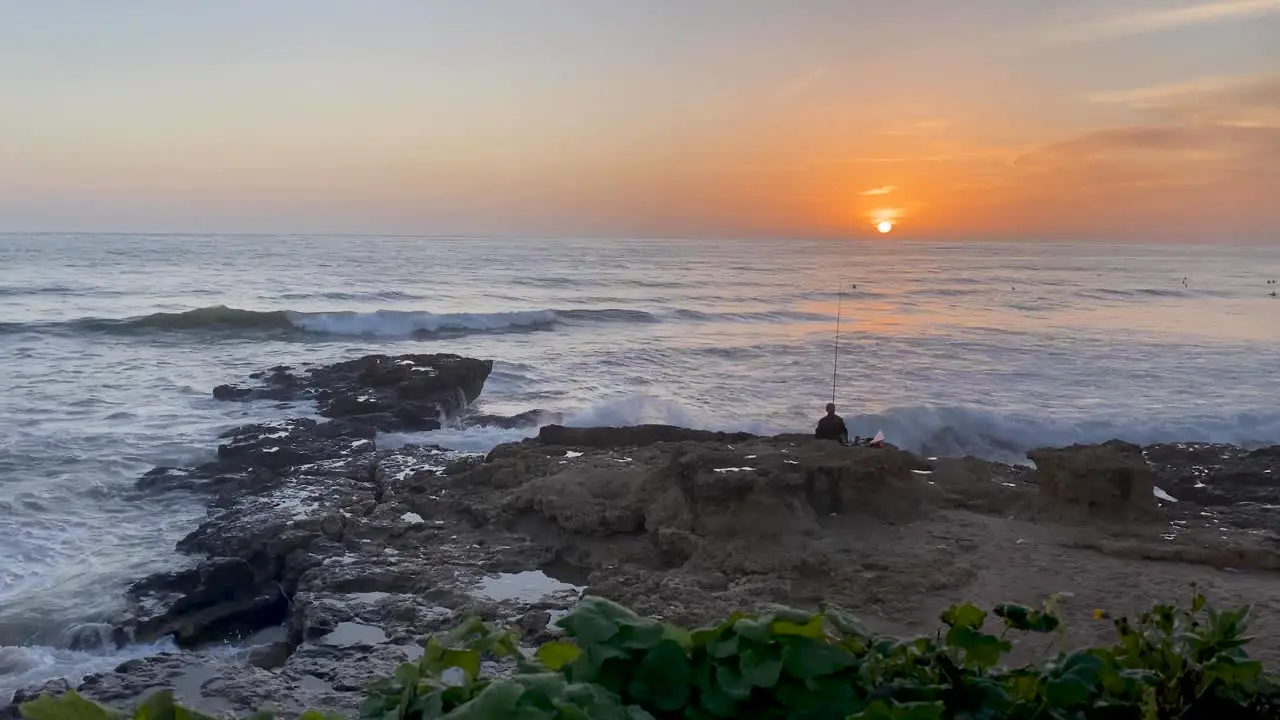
[815,403,850,444]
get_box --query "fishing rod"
[831,281,858,406]
[831,282,844,406]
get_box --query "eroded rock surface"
[13,356,1280,717]
[212,354,493,432]
[1030,440,1156,515]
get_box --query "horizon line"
[0,230,1273,246]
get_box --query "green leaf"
[512,672,569,698]
[780,637,857,679]
[559,682,630,718]
[710,634,740,659]
[739,647,784,688]
[440,648,482,682]
[1204,654,1263,688]
[713,663,753,701]
[439,680,524,719]
[614,618,666,650]
[822,603,872,639]
[993,603,1032,630]
[1044,651,1105,707]
[21,692,117,720]
[992,603,1059,633]
[697,683,739,718]
[556,597,640,646]
[940,602,986,630]
[627,639,693,711]
[770,614,825,639]
[134,691,177,720]
[535,641,582,671]
[566,643,631,685]
[731,618,772,643]
[943,626,1010,669]
[848,699,945,720]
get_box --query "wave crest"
[388,396,1280,464]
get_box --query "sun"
[876,221,894,234]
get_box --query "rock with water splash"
[31,353,1280,716]
[211,353,493,433]
[464,409,561,429]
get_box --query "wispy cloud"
[883,120,950,136]
[1052,0,1280,43]
[1014,71,1280,184]
[1086,72,1280,126]
[858,185,897,196]
[781,66,828,97]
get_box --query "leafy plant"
[21,588,1280,720]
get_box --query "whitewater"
[1,233,1279,695]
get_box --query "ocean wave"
[271,290,429,302]
[380,396,1280,465]
[288,309,560,337]
[1,306,614,339]
[670,309,833,323]
[1,303,849,339]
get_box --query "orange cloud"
[1052,0,1280,43]
[858,185,897,196]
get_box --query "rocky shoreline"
[7,353,1280,717]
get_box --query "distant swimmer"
[815,403,850,445]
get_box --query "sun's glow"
[876,221,894,234]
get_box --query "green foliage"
[21,587,1280,720]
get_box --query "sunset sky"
[1,0,1277,240]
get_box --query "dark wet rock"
[68,355,1280,715]
[216,419,376,473]
[1144,442,1280,510]
[61,622,116,652]
[70,653,353,718]
[1030,440,1156,514]
[211,354,493,433]
[282,642,416,694]
[121,557,288,647]
[536,423,756,449]
[4,679,71,719]
[246,642,293,670]
[466,409,561,429]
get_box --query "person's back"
[815,403,849,444]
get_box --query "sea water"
[2,233,1278,695]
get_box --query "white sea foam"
[4,235,1279,696]
[286,309,558,337]
[385,396,1280,468]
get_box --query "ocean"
[1,233,1278,695]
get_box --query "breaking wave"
[3,304,839,339]
[386,396,1280,465]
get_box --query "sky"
[1,0,1277,241]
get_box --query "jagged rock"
[466,409,561,429]
[246,642,293,670]
[211,354,493,434]
[1030,440,1156,514]
[216,420,376,473]
[50,351,1280,712]
[1144,442,1280,508]
[4,679,70,719]
[536,424,757,448]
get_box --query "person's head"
[825,403,836,415]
